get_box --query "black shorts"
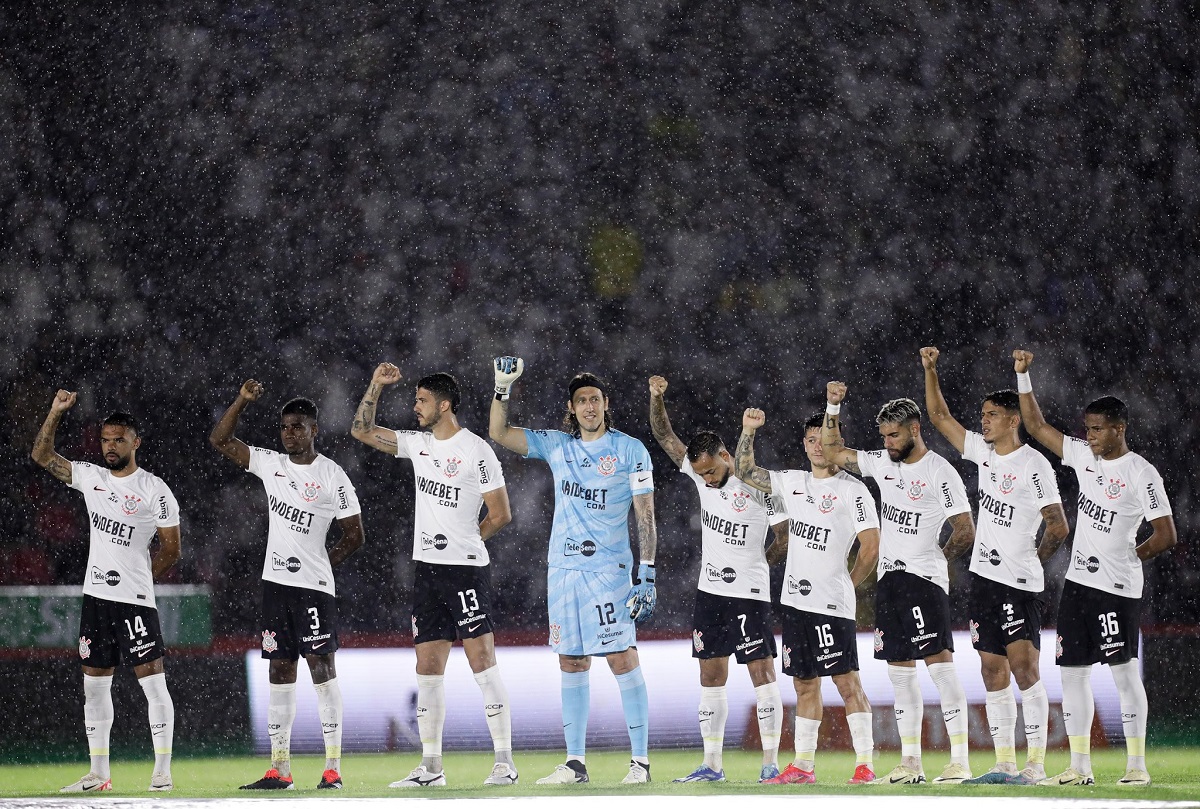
[260,580,339,660]
[412,562,495,644]
[874,571,954,661]
[1055,580,1141,666]
[77,595,166,668]
[690,589,776,663]
[780,606,859,679]
[969,572,1043,655]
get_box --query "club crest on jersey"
[818,493,838,514]
[444,456,462,478]
[300,482,321,503]
[121,495,142,515]
[906,480,927,501]
[999,473,1017,495]
[693,629,705,653]
[549,623,562,646]
[261,630,278,653]
[79,636,92,659]
[873,628,885,653]
[969,620,980,645]
[1104,477,1125,500]
[730,491,750,513]
[596,455,618,477]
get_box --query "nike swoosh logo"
[629,724,644,730]
[637,476,649,483]
[137,648,153,657]
[274,472,287,477]
[82,781,108,791]
[1105,648,1119,656]
[824,661,837,669]
[918,642,931,649]
[93,486,106,491]
[982,462,990,467]
[884,475,896,480]
[419,451,430,456]
[466,623,483,632]
[1086,466,1095,472]
[601,639,617,646]
[1006,627,1021,635]
[793,490,804,495]
[312,642,327,650]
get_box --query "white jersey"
[1061,437,1172,598]
[857,449,971,593]
[248,447,361,596]
[68,462,180,609]
[681,458,784,602]
[962,432,1062,592]
[770,469,879,620]
[392,427,506,567]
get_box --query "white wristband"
[825,402,841,415]
[1016,372,1032,394]
[494,384,511,400]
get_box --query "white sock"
[313,677,343,772]
[138,673,174,777]
[1020,681,1048,769]
[416,673,446,770]
[1059,666,1094,774]
[793,716,821,771]
[888,665,923,763]
[474,665,513,765]
[1110,660,1148,772]
[985,687,1018,771]
[928,662,969,767]
[83,674,114,780]
[847,710,874,768]
[698,685,728,771]
[268,682,297,777]
[755,681,782,766]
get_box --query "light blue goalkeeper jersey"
[523,427,654,573]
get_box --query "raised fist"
[372,362,402,386]
[827,381,848,405]
[50,389,77,413]
[240,379,265,402]
[648,375,668,397]
[493,356,524,399]
[1012,350,1034,373]
[743,407,766,431]
[920,346,940,369]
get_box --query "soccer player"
[921,347,1070,785]
[647,376,787,783]
[736,408,881,786]
[210,380,364,791]
[32,392,181,793]
[1012,349,1176,786]
[820,382,976,784]
[350,363,517,787]
[489,357,658,785]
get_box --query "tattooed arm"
[765,521,790,565]
[733,408,774,493]
[648,376,687,467]
[350,362,402,454]
[820,381,861,474]
[31,389,77,484]
[1036,502,1070,564]
[632,492,658,564]
[942,512,976,561]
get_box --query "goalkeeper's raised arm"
[488,356,528,455]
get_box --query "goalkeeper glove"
[493,356,524,400]
[625,563,657,624]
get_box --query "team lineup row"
[30,347,1175,791]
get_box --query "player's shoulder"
[133,467,172,491]
[773,468,806,486]
[249,445,280,462]
[922,450,960,475]
[312,453,350,478]
[608,428,649,452]
[832,469,868,492]
[1122,451,1162,480]
[861,449,887,463]
[1014,442,1054,470]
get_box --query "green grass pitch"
[2,747,1199,799]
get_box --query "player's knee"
[746,658,776,687]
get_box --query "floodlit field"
[2,748,1199,800]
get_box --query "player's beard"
[103,454,131,471]
[887,437,916,463]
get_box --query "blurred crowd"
[2,0,1197,639]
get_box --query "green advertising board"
[0,585,211,648]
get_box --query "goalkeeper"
[489,357,659,785]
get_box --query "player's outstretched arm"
[648,375,687,467]
[151,525,181,579]
[921,347,967,453]
[489,356,529,455]
[1137,515,1177,562]
[350,363,402,454]
[733,408,774,493]
[626,492,659,623]
[849,527,880,588]
[328,514,365,567]
[1036,503,1070,564]
[1012,350,1065,458]
[209,380,261,469]
[942,512,976,561]
[820,382,862,473]
[31,389,77,484]
[479,486,513,541]
[765,522,790,566]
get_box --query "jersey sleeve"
[246,445,273,479]
[850,480,881,531]
[962,431,987,465]
[153,481,182,528]
[764,492,788,526]
[856,450,880,479]
[1061,436,1091,472]
[523,428,565,461]
[391,430,415,459]
[628,439,654,495]
[1027,452,1063,508]
[936,462,972,518]
[1135,463,1173,520]
[331,465,362,518]
[66,461,95,492]
[766,469,786,497]
[477,440,507,494]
